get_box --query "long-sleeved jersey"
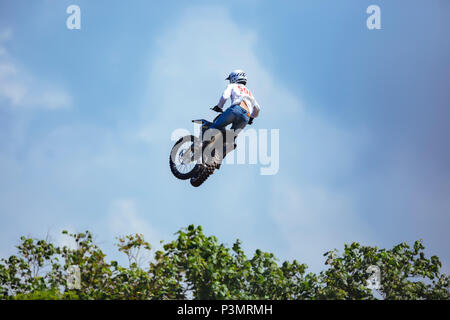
[217,83,260,118]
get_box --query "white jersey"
[217,83,260,118]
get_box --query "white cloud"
[0,29,72,109]
[108,198,162,249]
[54,227,78,250]
[134,5,373,272]
[136,6,303,145]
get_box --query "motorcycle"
[169,111,237,187]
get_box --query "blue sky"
[0,0,449,273]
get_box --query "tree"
[0,225,448,300]
[320,241,449,299]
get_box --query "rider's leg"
[209,107,249,170]
[205,106,237,166]
[207,105,248,169]
[200,108,228,168]
[223,106,249,162]
[210,107,236,130]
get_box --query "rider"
[204,70,260,168]
[210,69,260,131]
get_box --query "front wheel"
[169,135,201,180]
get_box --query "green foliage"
[12,289,63,300]
[149,225,316,299]
[0,225,448,300]
[319,240,449,300]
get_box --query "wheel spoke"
[174,140,197,174]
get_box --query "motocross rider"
[205,70,260,168]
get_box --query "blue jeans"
[210,104,250,132]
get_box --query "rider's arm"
[217,84,234,109]
[250,100,260,118]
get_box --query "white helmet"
[226,69,247,84]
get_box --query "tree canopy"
[0,225,448,300]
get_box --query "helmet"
[226,69,247,85]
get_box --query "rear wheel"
[169,135,201,180]
[190,163,215,187]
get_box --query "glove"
[211,105,223,113]
[248,117,254,125]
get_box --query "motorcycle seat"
[192,119,213,127]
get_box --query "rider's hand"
[211,105,223,113]
[248,117,254,125]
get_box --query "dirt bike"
[169,111,237,187]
